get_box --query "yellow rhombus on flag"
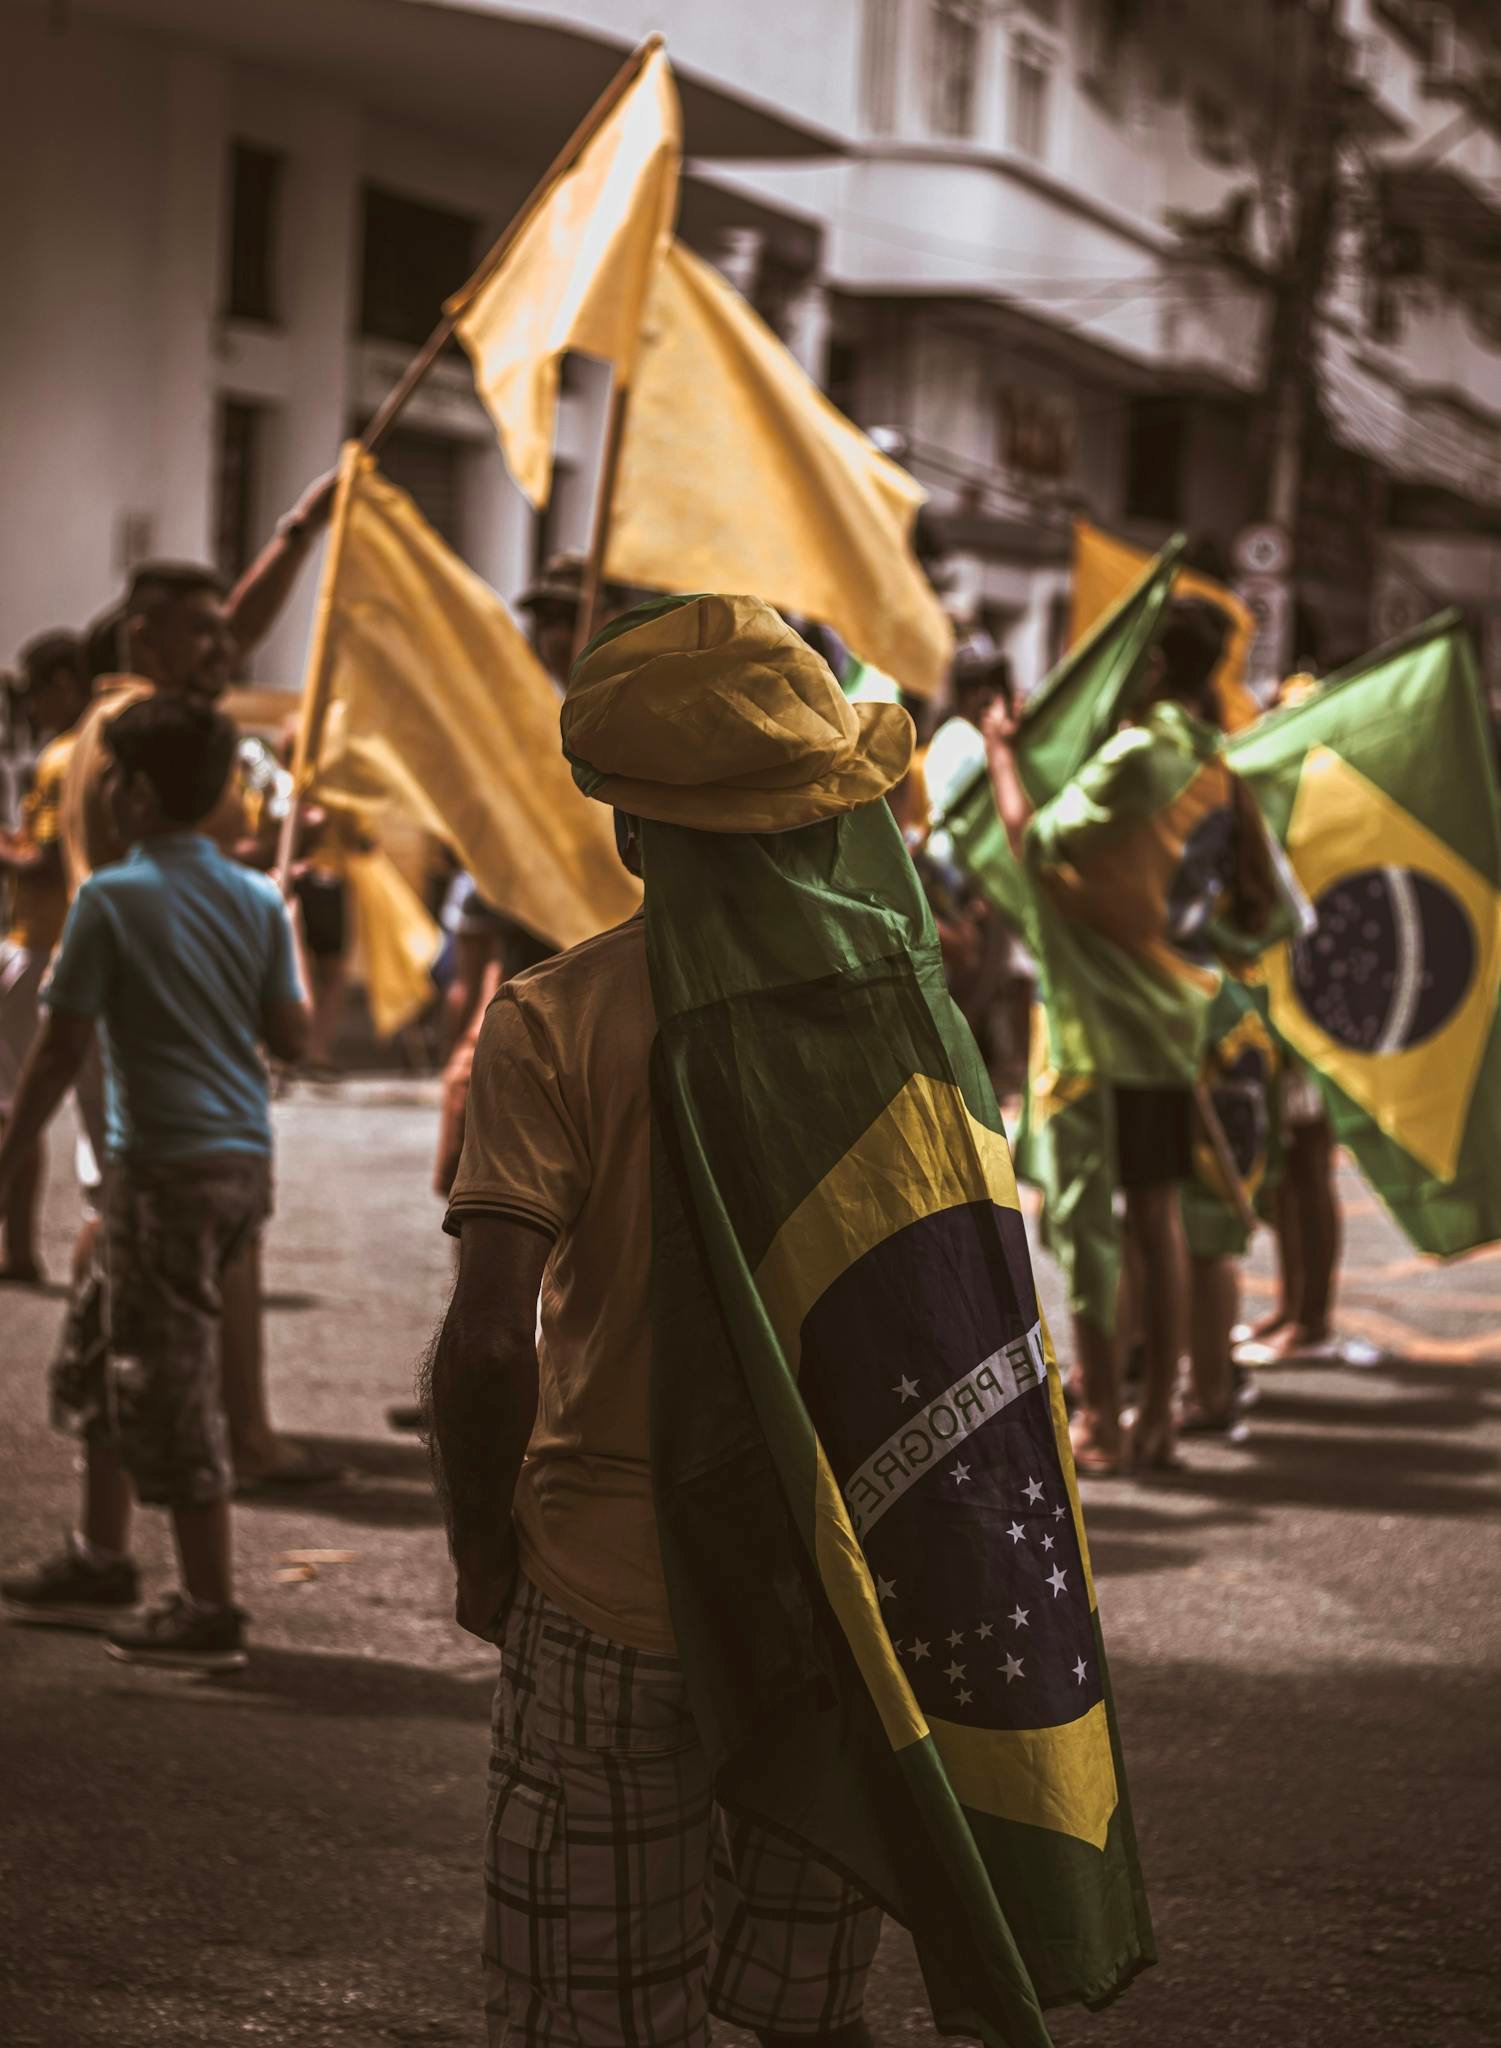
[605,238,954,699]
[449,45,680,508]
[1069,519,1259,734]
[303,448,641,953]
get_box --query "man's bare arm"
[0,1011,93,1206]
[980,701,1034,862]
[225,469,339,656]
[426,1214,550,1642]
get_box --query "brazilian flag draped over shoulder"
[1228,612,1501,1255]
[643,802,1152,2041]
[929,541,1185,1331]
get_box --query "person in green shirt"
[983,597,1275,1474]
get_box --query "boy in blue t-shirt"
[0,696,310,1671]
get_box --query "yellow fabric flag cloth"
[342,846,442,1041]
[449,46,680,508]
[306,450,641,953]
[605,240,954,700]
[1068,518,1260,734]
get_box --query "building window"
[1008,34,1052,161]
[223,141,283,325]
[863,0,901,135]
[928,0,980,140]
[213,398,262,583]
[359,186,478,349]
[1124,395,1187,523]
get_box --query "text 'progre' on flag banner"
[448,45,680,508]
[1229,612,1501,1256]
[299,446,640,953]
[605,238,954,699]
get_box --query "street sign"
[1232,522,1293,579]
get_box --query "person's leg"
[0,947,45,1278]
[1187,1253,1238,1425]
[171,1498,234,1608]
[1122,1179,1188,1464]
[0,1134,43,1278]
[483,1577,715,2048]
[1295,1117,1340,1342]
[1068,1313,1122,1470]
[82,1438,133,1556]
[219,1234,281,1476]
[709,1812,882,2045]
[306,952,346,1070]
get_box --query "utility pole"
[1237,0,1347,688]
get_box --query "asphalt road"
[2,1081,1499,2047]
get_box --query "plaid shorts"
[485,1576,882,2047]
[49,1153,270,1508]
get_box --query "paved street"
[2,1082,1499,2047]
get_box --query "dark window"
[223,142,283,324]
[214,399,262,583]
[360,186,479,348]
[1124,395,1186,523]
[353,421,465,554]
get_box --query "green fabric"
[1180,978,1282,1262]
[643,800,1153,2043]
[1013,536,1184,808]
[1228,612,1501,1257]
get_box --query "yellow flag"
[1069,519,1260,733]
[450,46,680,507]
[304,449,641,952]
[606,239,954,699]
[342,846,443,1041]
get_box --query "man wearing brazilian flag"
[429,592,1151,2046]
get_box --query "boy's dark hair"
[127,561,228,618]
[1155,596,1231,704]
[83,604,127,681]
[105,694,238,826]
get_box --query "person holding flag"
[429,593,1151,2048]
[981,597,1278,1474]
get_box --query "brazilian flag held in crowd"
[1228,612,1501,1256]
[643,799,1153,2043]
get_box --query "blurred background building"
[3,0,1501,700]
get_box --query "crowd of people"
[0,502,1373,2042]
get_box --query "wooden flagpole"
[571,377,634,670]
[273,441,362,892]
[360,32,665,458]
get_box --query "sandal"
[1121,1408,1183,1474]
[234,1443,347,1496]
[1068,1417,1126,1478]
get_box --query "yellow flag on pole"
[448,46,680,508]
[299,448,641,953]
[1068,519,1260,733]
[604,239,954,699]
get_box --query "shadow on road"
[96,1643,493,1722]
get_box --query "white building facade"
[3,0,1501,699]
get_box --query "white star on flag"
[1073,1657,1089,1684]
[893,1376,920,1403]
[944,1660,966,1683]
[876,1576,897,1601]
[911,1639,930,1661]
[1008,1605,1029,1629]
[1024,1477,1045,1505]
[1053,1505,1066,1520]
[1041,1535,1054,1552]
[1047,1565,1068,1597]
[975,1621,993,1640]
[1002,1654,1024,1683]
[1006,1521,1026,1544]
[946,1630,964,1649]
[952,1461,972,1486]
[957,1688,973,1706]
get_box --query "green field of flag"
[644,798,1153,2041]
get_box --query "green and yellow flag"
[1228,613,1501,1255]
[298,447,641,951]
[1180,977,1282,1261]
[606,238,953,697]
[449,45,680,506]
[645,798,1152,2041]
[1069,519,1260,735]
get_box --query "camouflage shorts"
[49,1154,270,1509]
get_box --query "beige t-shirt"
[444,917,670,1653]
